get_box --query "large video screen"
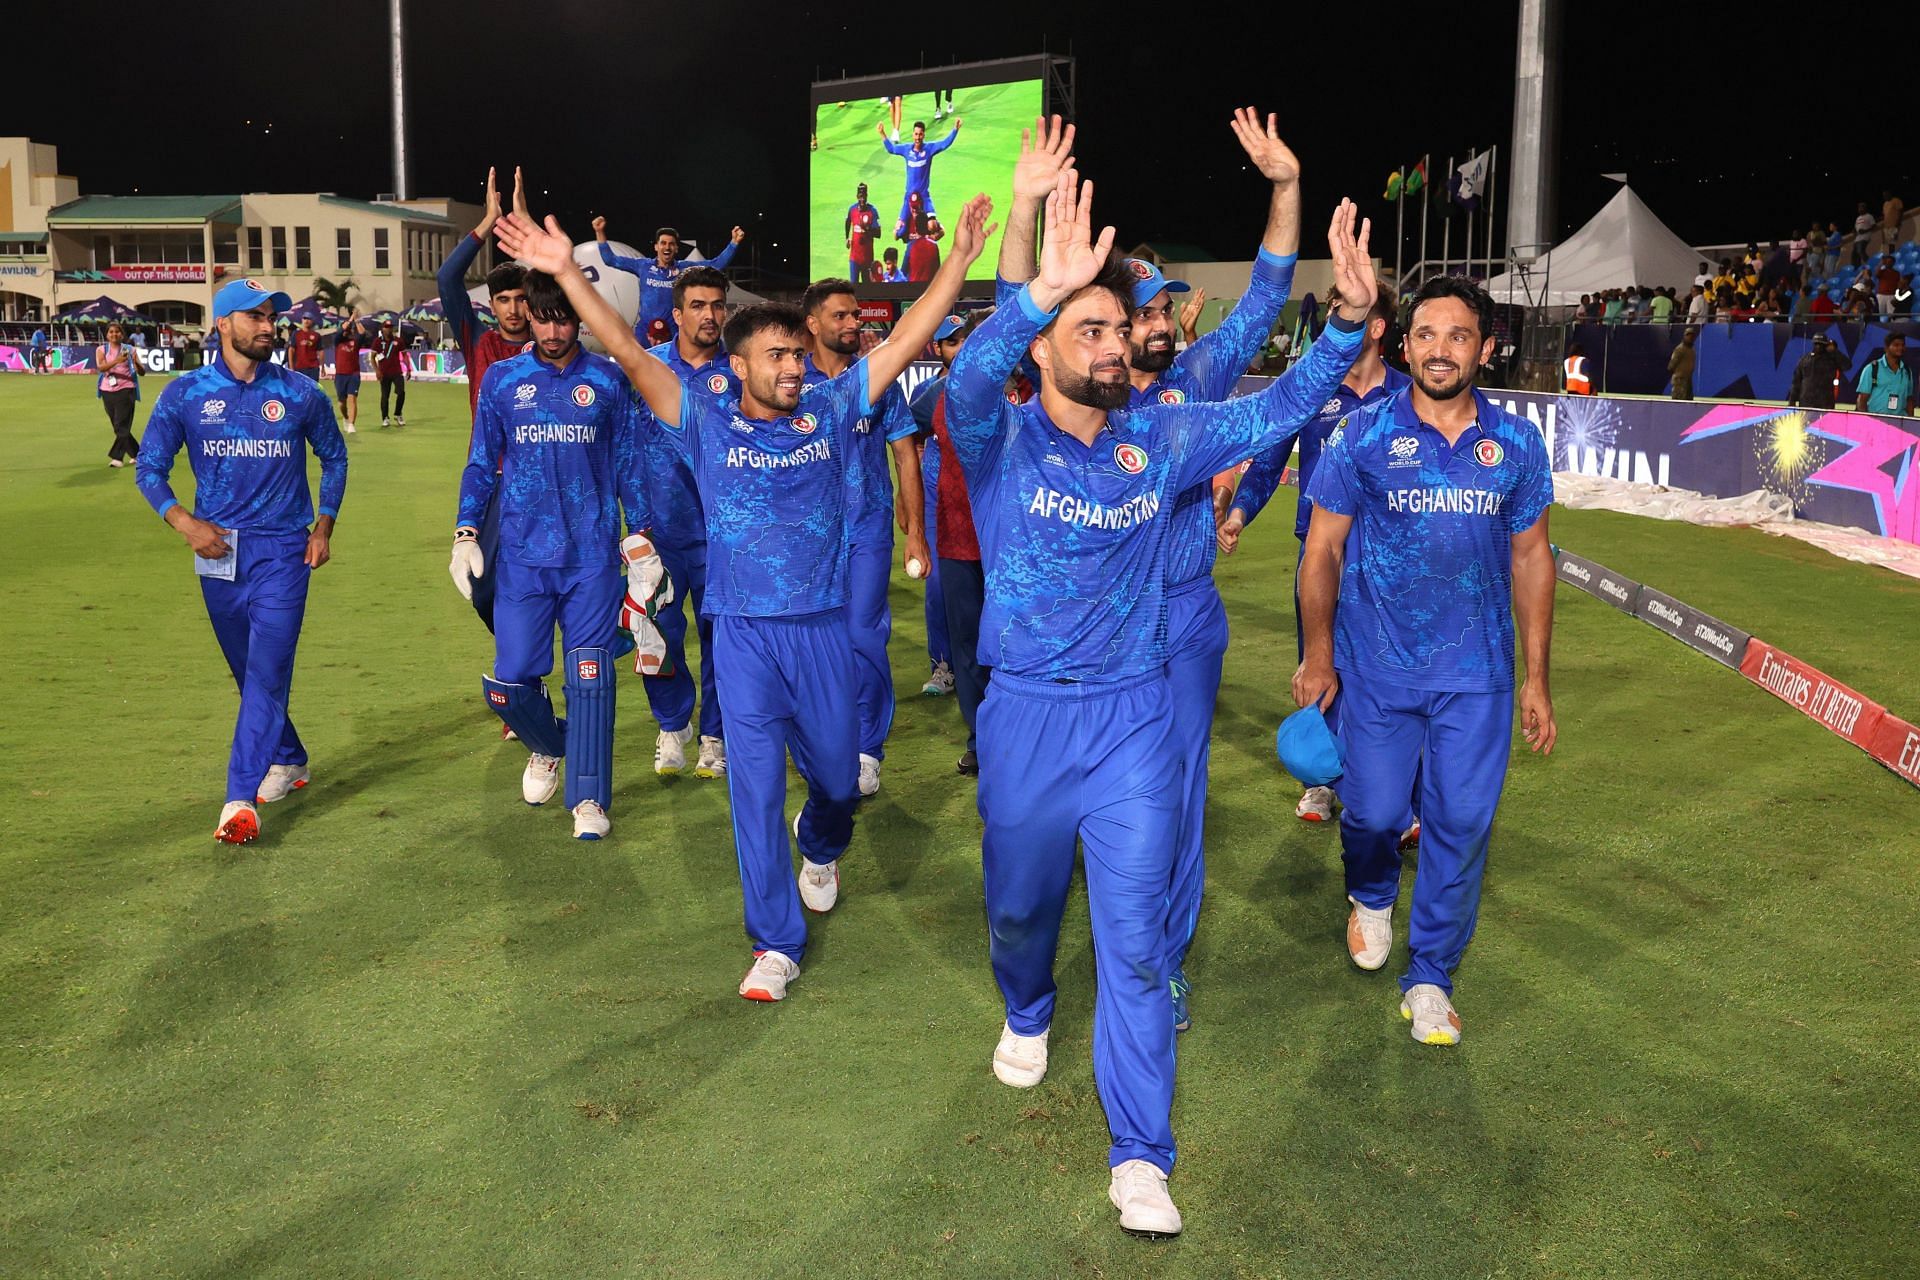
[810,60,1053,284]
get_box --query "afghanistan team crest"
[572,384,596,407]
[1158,388,1186,405]
[706,372,729,394]
[791,412,819,435]
[1474,439,1505,467]
[1114,443,1149,474]
[261,399,286,423]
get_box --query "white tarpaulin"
[1486,186,1701,307]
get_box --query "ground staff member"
[135,278,348,844]
[1854,334,1914,414]
[1295,275,1557,1048]
[96,321,143,467]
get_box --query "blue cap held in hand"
[1276,705,1344,787]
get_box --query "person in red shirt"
[904,206,943,283]
[846,182,880,284]
[290,317,323,382]
[373,320,408,427]
[331,313,365,434]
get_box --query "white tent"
[1485,186,1700,307]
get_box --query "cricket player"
[136,278,349,844]
[494,194,993,1001]
[593,218,745,346]
[947,170,1374,1237]
[846,183,881,284]
[1293,275,1557,1046]
[450,269,663,841]
[878,117,960,237]
[801,280,929,797]
[636,265,736,780]
[1223,278,1409,827]
[437,167,537,639]
[908,313,970,700]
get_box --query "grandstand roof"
[316,195,454,225]
[47,195,241,224]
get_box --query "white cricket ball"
[906,557,926,579]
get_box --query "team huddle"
[134,112,1557,1240]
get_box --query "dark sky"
[14,2,1888,279]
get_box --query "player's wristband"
[454,527,478,543]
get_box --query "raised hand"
[511,166,531,221]
[1326,199,1378,321]
[731,226,747,245]
[494,212,575,276]
[1012,114,1076,202]
[946,193,998,270]
[478,167,501,234]
[1179,288,1209,340]
[592,215,608,241]
[1032,171,1115,310]
[1229,107,1299,186]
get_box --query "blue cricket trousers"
[199,530,311,803]
[1162,576,1229,976]
[469,490,501,634]
[846,536,896,761]
[492,555,621,811]
[713,611,859,962]
[1331,665,1513,994]
[643,546,723,740]
[923,455,951,670]
[978,670,1181,1174]
[939,558,988,754]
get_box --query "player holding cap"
[136,278,349,844]
[800,279,929,796]
[946,170,1374,1237]
[451,269,664,841]
[635,265,736,780]
[593,218,745,347]
[438,167,536,638]
[1293,275,1557,1046]
[492,192,993,1001]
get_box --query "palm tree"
[312,276,362,318]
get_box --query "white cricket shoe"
[922,661,955,696]
[1108,1160,1182,1237]
[858,752,881,797]
[1401,983,1463,1046]
[1296,785,1336,822]
[214,800,259,845]
[799,857,839,913]
[255,763,309,804]
[345,424,357,434]
[889,127,901,143]
[992,1022,1049,1088]
[1346,896,1393,971]
[655,725,696,775]
[380,417,390,428]
[393,414,406,426]
[523,753,560,805]
[572,799,609,841]
[739,950,799,1002]
[695,735,726,778]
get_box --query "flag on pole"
[1450,150,1491,210]
[1405,158,1427,196]
[1383,168,1404,201]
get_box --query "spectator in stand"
[1743,242,1762,272]
[1883,190,1905,251]
[1713,286,1735,321]
[1855,202,1877,241]
[96,321,142,467]
[1667,328,1697,400]
[1753,288,1781,319]
[1788,334,1847,408]
[1876,255,1902,316]
[1648,286,1674,323]
[1806,224,1827,275]
[1581,294,1602,321]
[1759,240,1791,292]
[1602,290,1623,324]
[1789,229,1809,271]
[1711,260,1736,300]
[1856,334,1914,415]
[1737,260,1762,301]
[1896,274,1915,315]
[1823,222,1844,276]
[1687,283,1709,324]
[1694,261,1712,293]
[1621,288,1642,323]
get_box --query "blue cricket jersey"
[909,370,948,433]
[1305,387,1554,692]
[457,348,649,568]
[137,360,347,534]
[945,283,1364,682]
[803,354,915,546]
[1128,248,1296,587]
[656,360,873,617]
[883,129,957,201]
[1237,363,1412,539]
[640,341,739,554]
[597,239,741,343]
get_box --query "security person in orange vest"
[1563,343,1594,395]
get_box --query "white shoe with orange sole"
[1296,785,1335,822]
[215,801,259,844]
[739,950,799,1002]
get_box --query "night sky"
[12,2,1884,280]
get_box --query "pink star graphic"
[1682,406,1920,541]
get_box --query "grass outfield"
[2,374,1917,1278]
[809,79,1040,281]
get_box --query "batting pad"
[563,647,614,811]
[483,675,567,758]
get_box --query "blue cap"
[933,313,967,340]
[213,278,293,318]
[1122,258,1191,309]
[1275,705,1345,787]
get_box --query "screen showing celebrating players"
[810,64,1045,284]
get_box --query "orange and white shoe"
[739,950,799,1002]
[500,723,518,742]
[255,764,309,804]
[1401,983,1462,1046]
[1399,820,1421,850]
[215,800,259,844]
[1346,895,1393,971]
[1296,786,1335,822]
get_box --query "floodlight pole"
[1508,0,1560,256]
[389,0,411,201]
